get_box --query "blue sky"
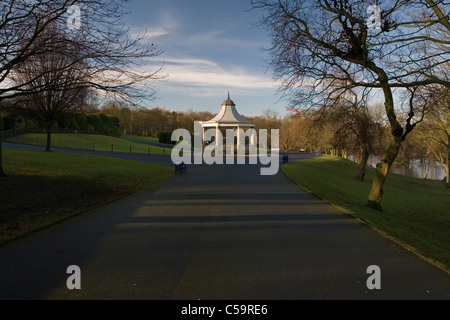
[123,0,284,117]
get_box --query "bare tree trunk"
[368,137,402,210]
[366,70,406,211]
[356,147,369,182]
[422,159,430,180]
[46,122,52,152]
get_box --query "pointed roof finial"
[222,92,235,107]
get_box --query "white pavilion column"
[215,124,220,145]
[202,125,205,145]
[236,125,241,152]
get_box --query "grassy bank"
[282,155,450,271]
[5,133,172,154]
[0,148,173,245]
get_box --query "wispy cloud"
[149,57,218,68]
[128,8,179,44]
[146,56,274,93]
[129,26,171,44]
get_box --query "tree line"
[258,86,449,188]
[2,106,120,137]
[100,101,216,138]
[5,90,447,189]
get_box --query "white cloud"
[129,26,170,44]
[128,8,180,44]
[145,56,275,93]
[149,56,219,68]
[169,67,274,89]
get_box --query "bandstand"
[199,93,255,151]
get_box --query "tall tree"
[13,28,89,151]
[253,0,450,210]
[1,0,76,175]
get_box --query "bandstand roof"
[201,93,255,128]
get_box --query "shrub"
[87,114,103,131]
[74,113,88,130]
[68,118,80,131]
[158,132,173,144]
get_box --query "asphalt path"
[0,143,449,299]
[1,142,310,167]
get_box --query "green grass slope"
[282,155,450,271]
[0,148,173,245]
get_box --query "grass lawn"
[5,133,172,154]
[0,148,173,245]
[282,155,450,271]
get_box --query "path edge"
[280,164,450,277]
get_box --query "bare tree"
[1,0,75,175]
[0,0,164,175]
[253,0,450,210]
[326,92,381,181]
[418,87,450,186]
[12,28,89,151]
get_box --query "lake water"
[349,155,446,181]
